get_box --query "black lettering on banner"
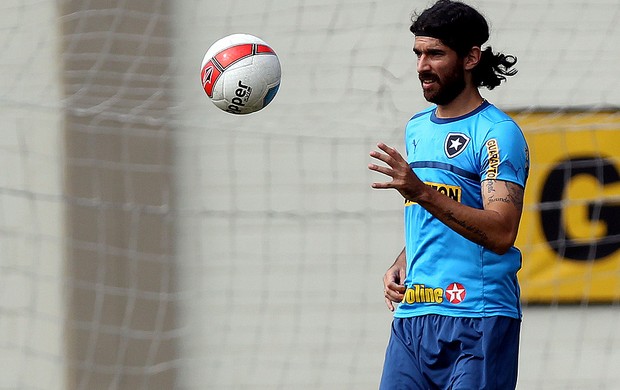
[540,156,620,261]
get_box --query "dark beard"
[422,66,466,106]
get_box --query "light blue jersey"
[395,101,529,319]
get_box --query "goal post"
[59,1,180,389]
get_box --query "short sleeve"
[479,120,529,187]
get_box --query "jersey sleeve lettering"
[480,120,529,186]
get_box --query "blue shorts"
[380,315,520,390]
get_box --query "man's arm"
[416,178,523,254]
[369,142,524,254]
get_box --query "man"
[367,1,529,389]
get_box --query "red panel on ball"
[255,44,275,54]
[201,60,222,98]
[215,44,254,68]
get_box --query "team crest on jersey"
[444,133,470,158]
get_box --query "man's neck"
[435,89,485,119]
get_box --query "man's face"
[413,36,465,105]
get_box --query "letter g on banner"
[540,156,620,261]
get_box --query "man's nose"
[417,55,431,73]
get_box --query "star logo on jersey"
[445,282,466,304]
[444,133,470,158]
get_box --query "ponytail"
[472,47,518,90]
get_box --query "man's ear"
[464,46,481,70]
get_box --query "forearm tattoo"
[444,210,490,244]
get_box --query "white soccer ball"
[200,34,281,115]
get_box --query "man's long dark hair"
[410,0,517,90]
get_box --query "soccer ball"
[200,34,281,115]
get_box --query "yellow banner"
[512,112,620,303]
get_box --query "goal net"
[1,0,619,389]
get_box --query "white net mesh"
[1,0,619,389]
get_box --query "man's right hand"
[383,248,407,311]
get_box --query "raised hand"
[368,142,426,202]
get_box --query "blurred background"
[1,0,619,389]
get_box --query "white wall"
[0,1,65,389]
[171,1,620,389]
